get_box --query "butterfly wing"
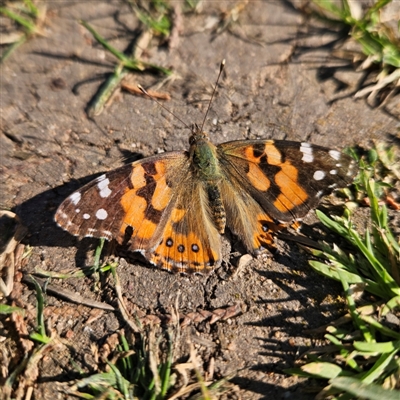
[55,152,221,273]
[217,139,357,253]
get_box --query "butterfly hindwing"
[148,179,221,273]
[219,178,284,253]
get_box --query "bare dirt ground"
[1,1,399,399]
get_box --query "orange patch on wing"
[120,161,172,241]
[170,207,185,223]
[273,163,308,212]
[130,165,147,188]
[119,188,157,240]
[153,160,167,176]
[252,230,274,250]
[251,213,281,250]
[151,225,218,273]
[247,162,271,191]
[244,145,265,163]
[186,231,218,268]
[243,145,273,191]
[132,218,157,241]
[120,189,147,216]
[152,176,171,210]
[264,143,282,165]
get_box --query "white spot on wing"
[83,213,90,219]
[96,209,108,220]
[70,192,81,205]
[329,150,341,161]
[300,143,314,163]
[75,209,80,213]
[330,169,338,175]
[97,175,112,198]
[313,170,326,181]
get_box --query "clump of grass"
[69,326,234,399]
[0,0,47,63]
[308,0,400,105]
[129,0,173,39]
[2,276,65,399]
[83,0,179,117]
[69,328,175,399]
[286,143,400,398]
[82,18,172,117]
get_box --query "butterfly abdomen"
[206,183,226,234]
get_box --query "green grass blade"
[80,20,133,65]
[349,230,399,296]
[23,0,39,18]
[339,270,374,342]
[360,315,400,339]
[159,331,173,397]
[0,35,27,64]
[0,304,25,315]
[360,349,398,384]
[382,296,400,316]
[301,361,343,379]
[86,66,127,118]
[354,340,400,354]
[29,275,48,341]
[309,260,387,298]
[107,361,130,398]
[0,7,35,30]
[330,376,400,400]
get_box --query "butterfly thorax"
[189,126,226,234]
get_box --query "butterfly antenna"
[200,59,225,132]
[138,85,191,130]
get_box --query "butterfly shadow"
[224,232,351,391]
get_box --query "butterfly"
[55,123,357,274]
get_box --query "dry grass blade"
[112,267,141,332]
[0,211,27,296]
[180,302,243,328]
[121,80,171,100]
[21,275,115,311]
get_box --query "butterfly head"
[189,123,210,145]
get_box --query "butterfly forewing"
[56,152,186,241]
[55,164,136,240]
[218,139,357,222]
